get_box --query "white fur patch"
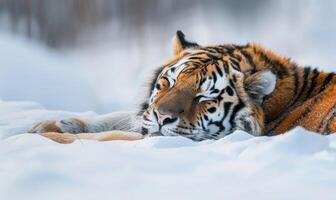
[260,70,276,95]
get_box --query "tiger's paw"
[29,118,87,134]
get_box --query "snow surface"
[0,100,336,200]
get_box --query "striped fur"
[238,45,336,135]
[141,31,336,138]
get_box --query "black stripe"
[189,52,206,57]
[206,53,220,60]
[242,120,252,133]
[287,66,301,107]
[207,107,216,113]
[230,58,240,71]
[141,127,149,135]
[240,50,256,72]
[223,102,233,119]
[226,86,234,96]
[199,78,206,86]
[232,53,242,62]
[224,62,230,73]
[292,67,300,97]
[229,79,236,89]
[224,46,235,54]
[318,105,336,133]
[215,64,223,77]
[319,72,335,93]
[304,68,319,100]
[208,102,233,133]
[212,72,217,83]
[138,66,164,115]
[216,89,225,102]
[269,67,314,133]
[270,97,314,135]
[149,67,164,92]
[292,92,325,128]
[200,58,211,63]
[291,67,311,105]
[203,115,209,121]
[176,30,199,49]
[188,56,204,60]
[232,75,237,83]
[139,103,149,113]
[325,115,336,134]
[210,89,220,94]
[194,95,206,103]
[229,101,244,125]
[200,116,206,130]
[205,47,220,54]
[254,50,288,79]
[272,88,327,134]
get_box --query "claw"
[29,120,62,133]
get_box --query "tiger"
[28,30,336,143]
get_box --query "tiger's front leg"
[28,112,144,143]
[29,118,89,134]
[39,131,144,144]
[29,111,139,134]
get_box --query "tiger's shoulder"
[238,44,336,135]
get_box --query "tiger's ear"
[173,30,199,55]
[244,70,276,104]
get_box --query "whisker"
[140,118,230,141]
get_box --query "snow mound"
[0,100,336,200]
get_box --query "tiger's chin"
[142,120,234,141]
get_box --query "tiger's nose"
[153,109,176,126]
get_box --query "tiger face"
[141,31,276,140]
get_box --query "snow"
[0,32,98,112]
[0,100,336,200]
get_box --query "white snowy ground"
[1,100,336,200]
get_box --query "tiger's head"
[141,31,276,140]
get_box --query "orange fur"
[242,45,336,135]
[30,40,336,143]
[40,131,144,144]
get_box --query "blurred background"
[0,0,335,113]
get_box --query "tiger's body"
[29,31,336,143]
[214,44,336,135]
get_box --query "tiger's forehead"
[159,56,191,79]
[160,54,232,81]
[159,50,212,79]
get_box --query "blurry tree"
[0,0,268,48]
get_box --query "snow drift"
[0,100,336,200]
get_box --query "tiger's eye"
[207,107,216,113]
[157,77,170,90]
[193,96,202,103]
[210,89,219,94]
